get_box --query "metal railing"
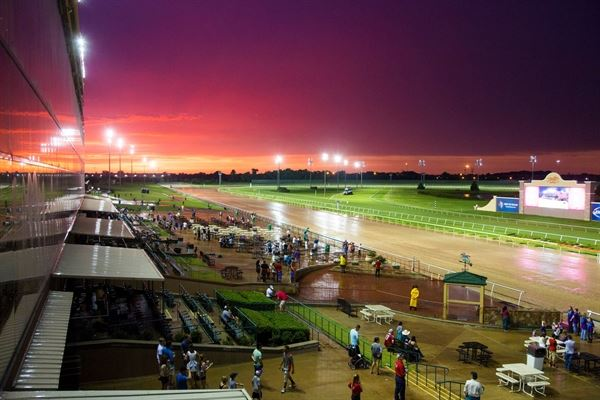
[219,187,600,251]
[175,186,529,308]
[436,380,464,400]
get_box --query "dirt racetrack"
[176,186,600,314]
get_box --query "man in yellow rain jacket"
[409,285,419,311]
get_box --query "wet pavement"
[175,186,600,313]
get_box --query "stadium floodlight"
[117,138,125,185]
[308,157,313,187]
[321,152,329,162]
[105,128,115,192]
[529,155,537,181]
[333,154,342,164]
[275,155,283,189]
[129,145,135,183]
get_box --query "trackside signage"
[496,197,520,213]
[591,203,600,222]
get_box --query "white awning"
[53,244,164,281]
[3,389,252,399]
[71,217,134,239]
[80,198,118,214]
[14,291,73,390]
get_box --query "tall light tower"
[275,155,283,189]
[529,155,537,182]
[555,159,561,174]
[343,159,349,186]
[307,157,313,187]
[418,159,426,185]
[333,154,342,189]
[105,128,114,193]
[129,145,135,183]
[474,158,483,180]
[142,156,147,184]
[117,138,124,185]
[321,152,329,194]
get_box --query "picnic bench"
[336,298,358,317]
[525,380,550,397]
[496,371,520,392]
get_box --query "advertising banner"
[496,197,519,213]
[591,203,600,222]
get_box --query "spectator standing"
[395,322,403,342]
[370,337,382,375]
[374,259,382,277]
[340,253,348,273]
[384,329,395,349]
[573,308,581,334]
[176,366,190,390]
[587,319,595,343]
[158,356,169,390]
[501,306,510,331]
[394,353,407,400]
[219,376,228,389]
[349,325,360,366]
[276,290,289,311]
[564,335,576,371]
[156,337,165,367]
[580,316,588,341]
[280,345,297,393]
[186,346,199,389]
[463,371,484,400]
[546,335,557,368]
[199,356,212,389]
[251,370,263,399]
[348,374,363,400]
[409,285,419,311]
[252,344,263,373]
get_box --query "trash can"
[526,344,546,370]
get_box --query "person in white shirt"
[464,371,484,400]
[156,337,165,367]
[266,285,275,298]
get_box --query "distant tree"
[230,169,236,176]
[251,168,259,175]
[470,181,480,192]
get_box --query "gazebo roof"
[443,270,487,286]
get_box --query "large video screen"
[524,186,585,210]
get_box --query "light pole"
[529,155,537,181]
[129,145,135,183]
[117,137,124,185]
[275,155,283,189]
[308,157,313,187]
[474,158,483,180]
[321,152,329,195]
[555,159,561,174]
[418,159,426,186]
[218,171,222,185]
[142,156,147,184]
[334,154,342,189]
[149,160,157,183]
[343,159,348,186]
[105,128,114,193]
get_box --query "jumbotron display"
[524,186,586,210]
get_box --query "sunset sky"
[79,1,600,174]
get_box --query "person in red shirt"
[276,290,289,312]
[374,259,382,277]
[348,374,363,400]
[547,335,558,367]
[384,329,395,348]
[394,354,407,400]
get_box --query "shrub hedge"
[237,308,310,346]
[215,290,276,311]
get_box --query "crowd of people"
[156,336,213,390]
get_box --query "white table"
[364,305,394,325]
[502,363,549,396]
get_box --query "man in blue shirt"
[348,325,360,366]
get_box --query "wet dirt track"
[176,187,600,313]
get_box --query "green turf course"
[105,183,221,212]
[218,183,600,253]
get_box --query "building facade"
[0,0,84,388]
